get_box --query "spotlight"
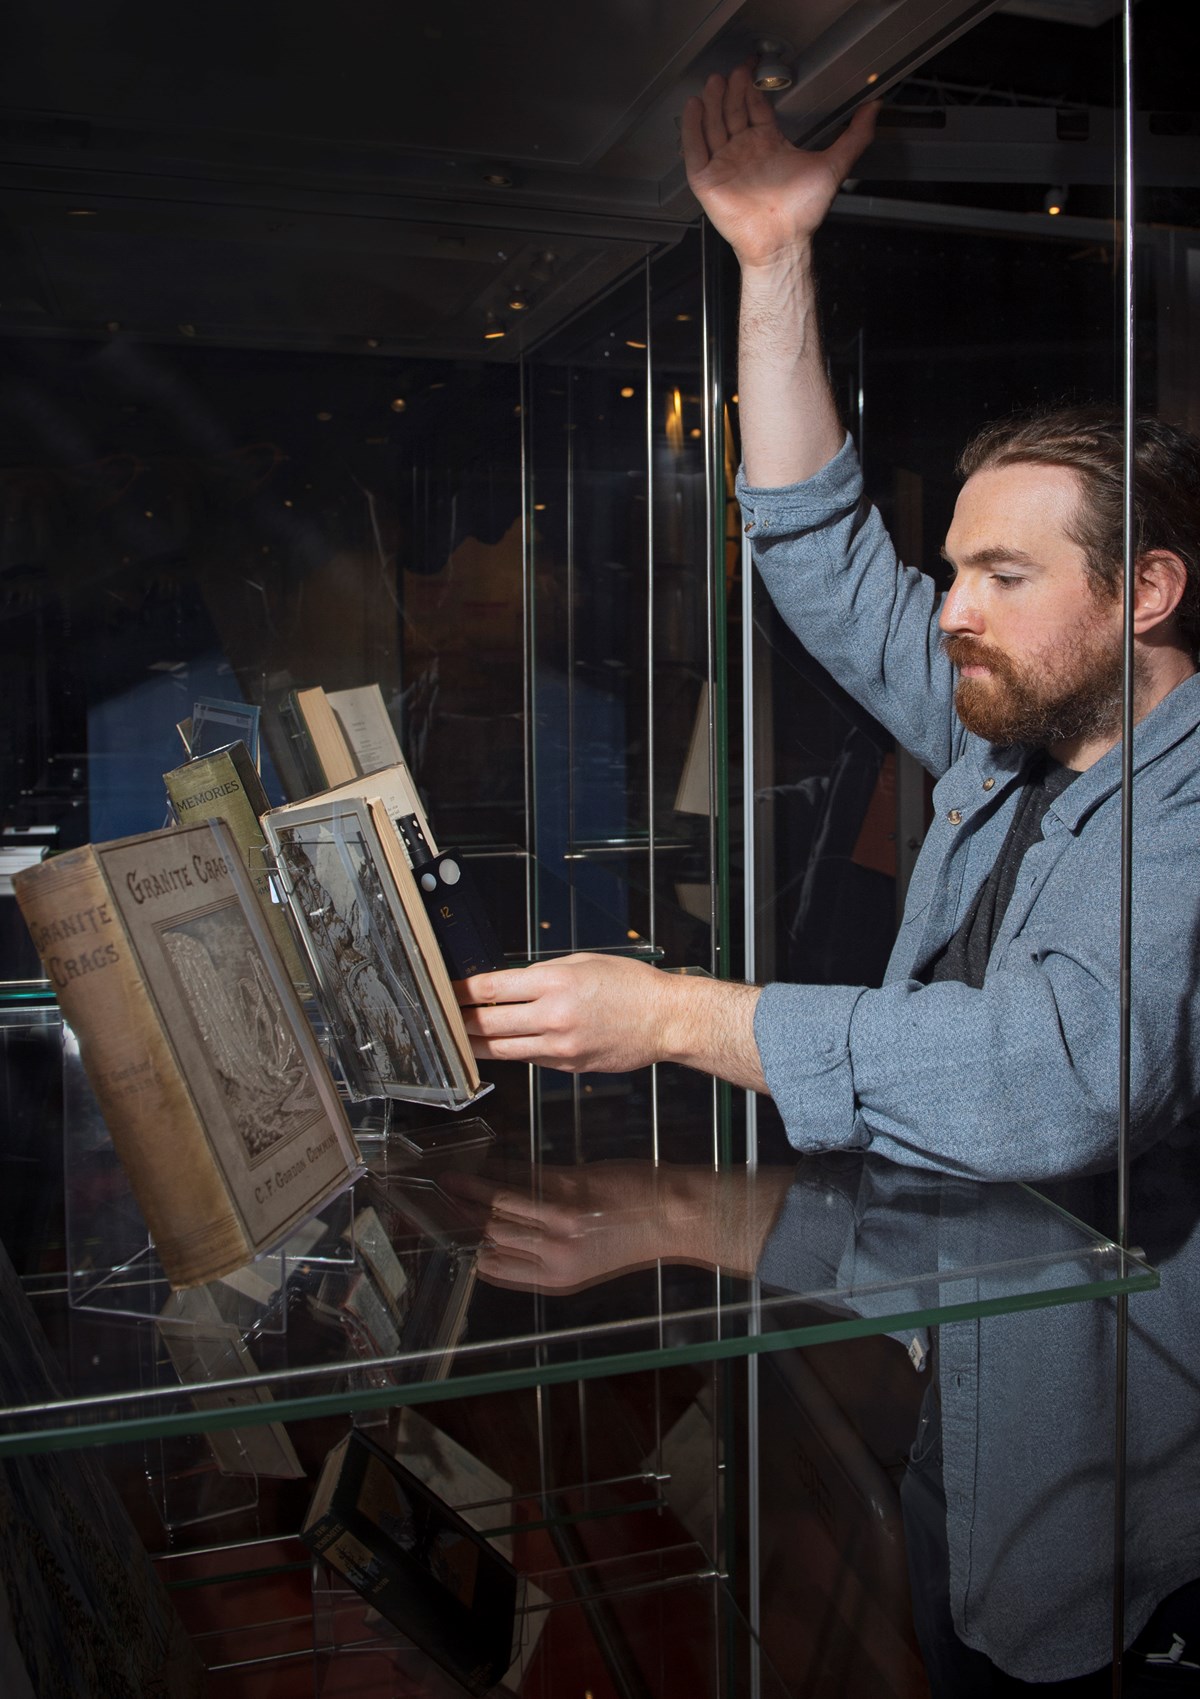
[507,288,531,312]
[753,38,793,93]
[1044,186,1068,216]
[483,312,507,341]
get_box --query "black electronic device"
[396,815,505,980]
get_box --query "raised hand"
[681,65,880,268]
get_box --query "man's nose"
[939,576,985,636]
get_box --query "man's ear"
[1132,549,1189,636]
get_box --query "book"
[13,818,362,1288]
[164,738,309,992]
[0,1236,205,1698]
[327,683,405,775]
[262,793,484,1109]
[285,685,360,790]
[317,759,438,855]
[301,1425,519,1696]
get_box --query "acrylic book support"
[62,1018,356,1322]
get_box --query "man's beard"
[943,625,1128,749]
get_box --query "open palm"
[682,67,879,267]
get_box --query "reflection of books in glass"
[307,1198,476,1386]
[263,795,484,1110]
[0,1238,206,1697]
[157,1285,306,1479]
[13,818,362,1288]
[302,1426,519,1697]
[674,681,711,816]
[164,738,309,992]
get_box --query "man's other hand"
[681,65,880,269]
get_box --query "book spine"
[164,750,310,993]
[13,848,251,1288]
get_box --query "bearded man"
[458,67,1200,1690]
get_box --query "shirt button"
[947,809,962,825]
[982,777,995,791]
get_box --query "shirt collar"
[963,669,1200,833]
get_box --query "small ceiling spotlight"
[753,38,794,93]
[1044,185,1068,216]
[482,165,514,188]
[483,311,507,341]
[507,288,531,312]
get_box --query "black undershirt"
[920,754,1079,990]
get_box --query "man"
[459,66,1200,1688]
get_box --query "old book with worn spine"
[163,737,309,992]
[13,818,361,1288]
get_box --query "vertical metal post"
[1113,0,1136,1688]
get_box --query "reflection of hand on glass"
[442,1162,793,1296]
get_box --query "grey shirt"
[739,435,1200,1679]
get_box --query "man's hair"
[956,405,1200,656]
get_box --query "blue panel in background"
[87,653,285,842]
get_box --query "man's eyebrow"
[938,543,1039,568]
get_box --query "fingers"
[823,98,881,183]
[701,73,729,154]
[456,963,548,1008]
[460,998,544,1041]
[723,64,750,136]
[680,95,709,179]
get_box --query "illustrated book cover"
[301,1424,518,1696]
[13,818,362,1288]
[262,794,483,1109]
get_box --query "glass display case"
[2,2,1197,1694]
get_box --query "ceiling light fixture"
[483,312,507,341]
[1044,186,1068,216]
[482,166,514,188]
[753,38,793,93]
[507,289,531,312]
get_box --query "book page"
[327,684,404,776]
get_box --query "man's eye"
[992,574,1022,588]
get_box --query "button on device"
[982,777,995,791]
[947,809,962,825]
[419,872,437,893]
[440,857,462,886]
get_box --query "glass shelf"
[1,1073,1155,1453]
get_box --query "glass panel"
[1124,3,1200,1691]
[0,1019,1153,1454]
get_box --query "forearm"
[738,246,844,488]
[659,1163,796,1276]
[658,974,767,1093]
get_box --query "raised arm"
[681,68,879,486]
